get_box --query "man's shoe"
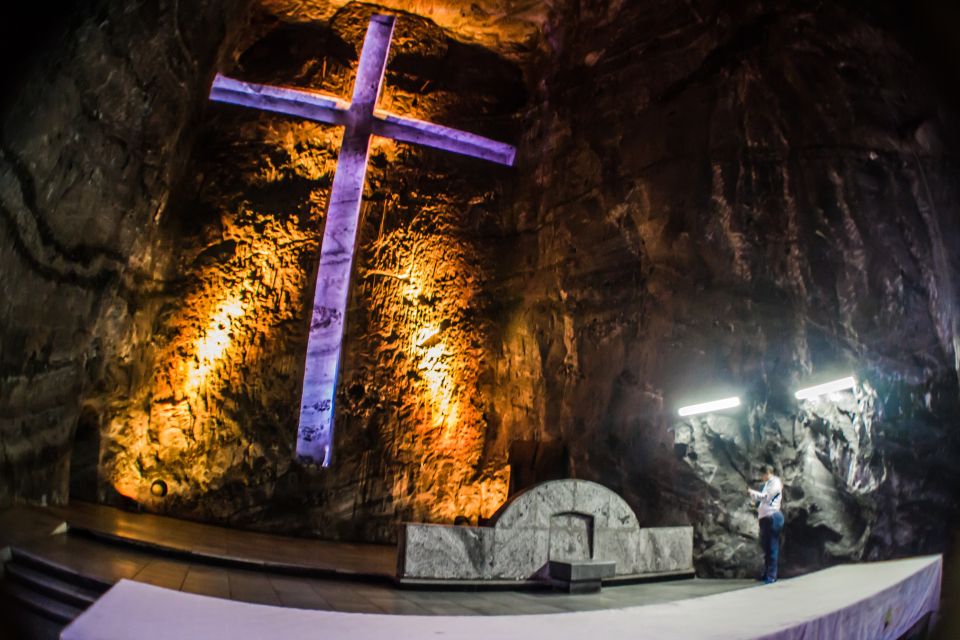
[763,578,777,585]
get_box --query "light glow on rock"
[186,296,246,392]
[99,11,515,520]
[795,376,857,400]
[209,13,515,466]
[678,396,742,417]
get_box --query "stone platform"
[46,501,396,581]
[398,479,694,584]
[0,503,752,639]
[62,556,942,640]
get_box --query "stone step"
[10,547,112,593]
[2,579,84,624]
[548,559,617,582]
[550,578,603,594]
[548,559,617,593]
[5,561,100,608]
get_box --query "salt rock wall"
[2,0,959,580]
[493,0,960,577]
[0,0,252,505]
[95,4,526,541]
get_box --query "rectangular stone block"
[492,527,549,579]
[548,559,616,582]
[594,527,639,575]
[398,523,492,580]
[551,578,603,593]
[635,526,694,574]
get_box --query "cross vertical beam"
[297,15,395,465]
[209,14,516,466]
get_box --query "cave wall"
[1,0,959,579]
[0,0,253,505]
[494,0,960,577]
[91,4,527,540]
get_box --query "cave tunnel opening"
[69,405,101,504]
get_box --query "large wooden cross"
[209,14,516,466]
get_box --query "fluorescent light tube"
[678,396,741,417]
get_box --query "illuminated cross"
[209,14,516,466]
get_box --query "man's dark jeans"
[759,511,785,582]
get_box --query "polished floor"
[48,501,397,578]
[0,504,753,616]
[64,556,943,640]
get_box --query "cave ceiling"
[256,0,552,57]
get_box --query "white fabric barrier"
[62,555,941,640]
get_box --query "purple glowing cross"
[209,15,516,466]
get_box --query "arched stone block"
[491,480,640,532]
[398,479,693,583]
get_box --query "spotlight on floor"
[678,396,741,417]
[794,376,856,400]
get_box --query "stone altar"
[397,479,693,582]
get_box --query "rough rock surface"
[94,4,526,540]
[496,0,960,578]
[0,0,253,505]
[1,0,959,579]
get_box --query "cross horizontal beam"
[210,74,515,166]
[207,15,516,466]
[210,75,349,127]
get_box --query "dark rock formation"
[1,0,959,579]
[0,0,253,504]
[496,0,960,578]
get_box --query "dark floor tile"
[366,597,432,615]
[133,560,189,590]
[268,575,332,610]
[182,565,231,599]
[308,581,382,613]
[228,570,282,606]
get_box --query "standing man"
[749,464,784,584]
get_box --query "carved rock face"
[1,0,958,578]
[0,0,256,506]
[492,0,960,577]
[257,0,552,58]
[92,4,527,537]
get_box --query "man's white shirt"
[749,475,783,519]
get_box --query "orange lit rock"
[258,0,550,59]
[5,0,960,582]
[92,6,522,538]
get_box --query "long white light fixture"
[678,396,741,417]
[794,376,856,400]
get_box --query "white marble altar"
[397,479,694,582]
